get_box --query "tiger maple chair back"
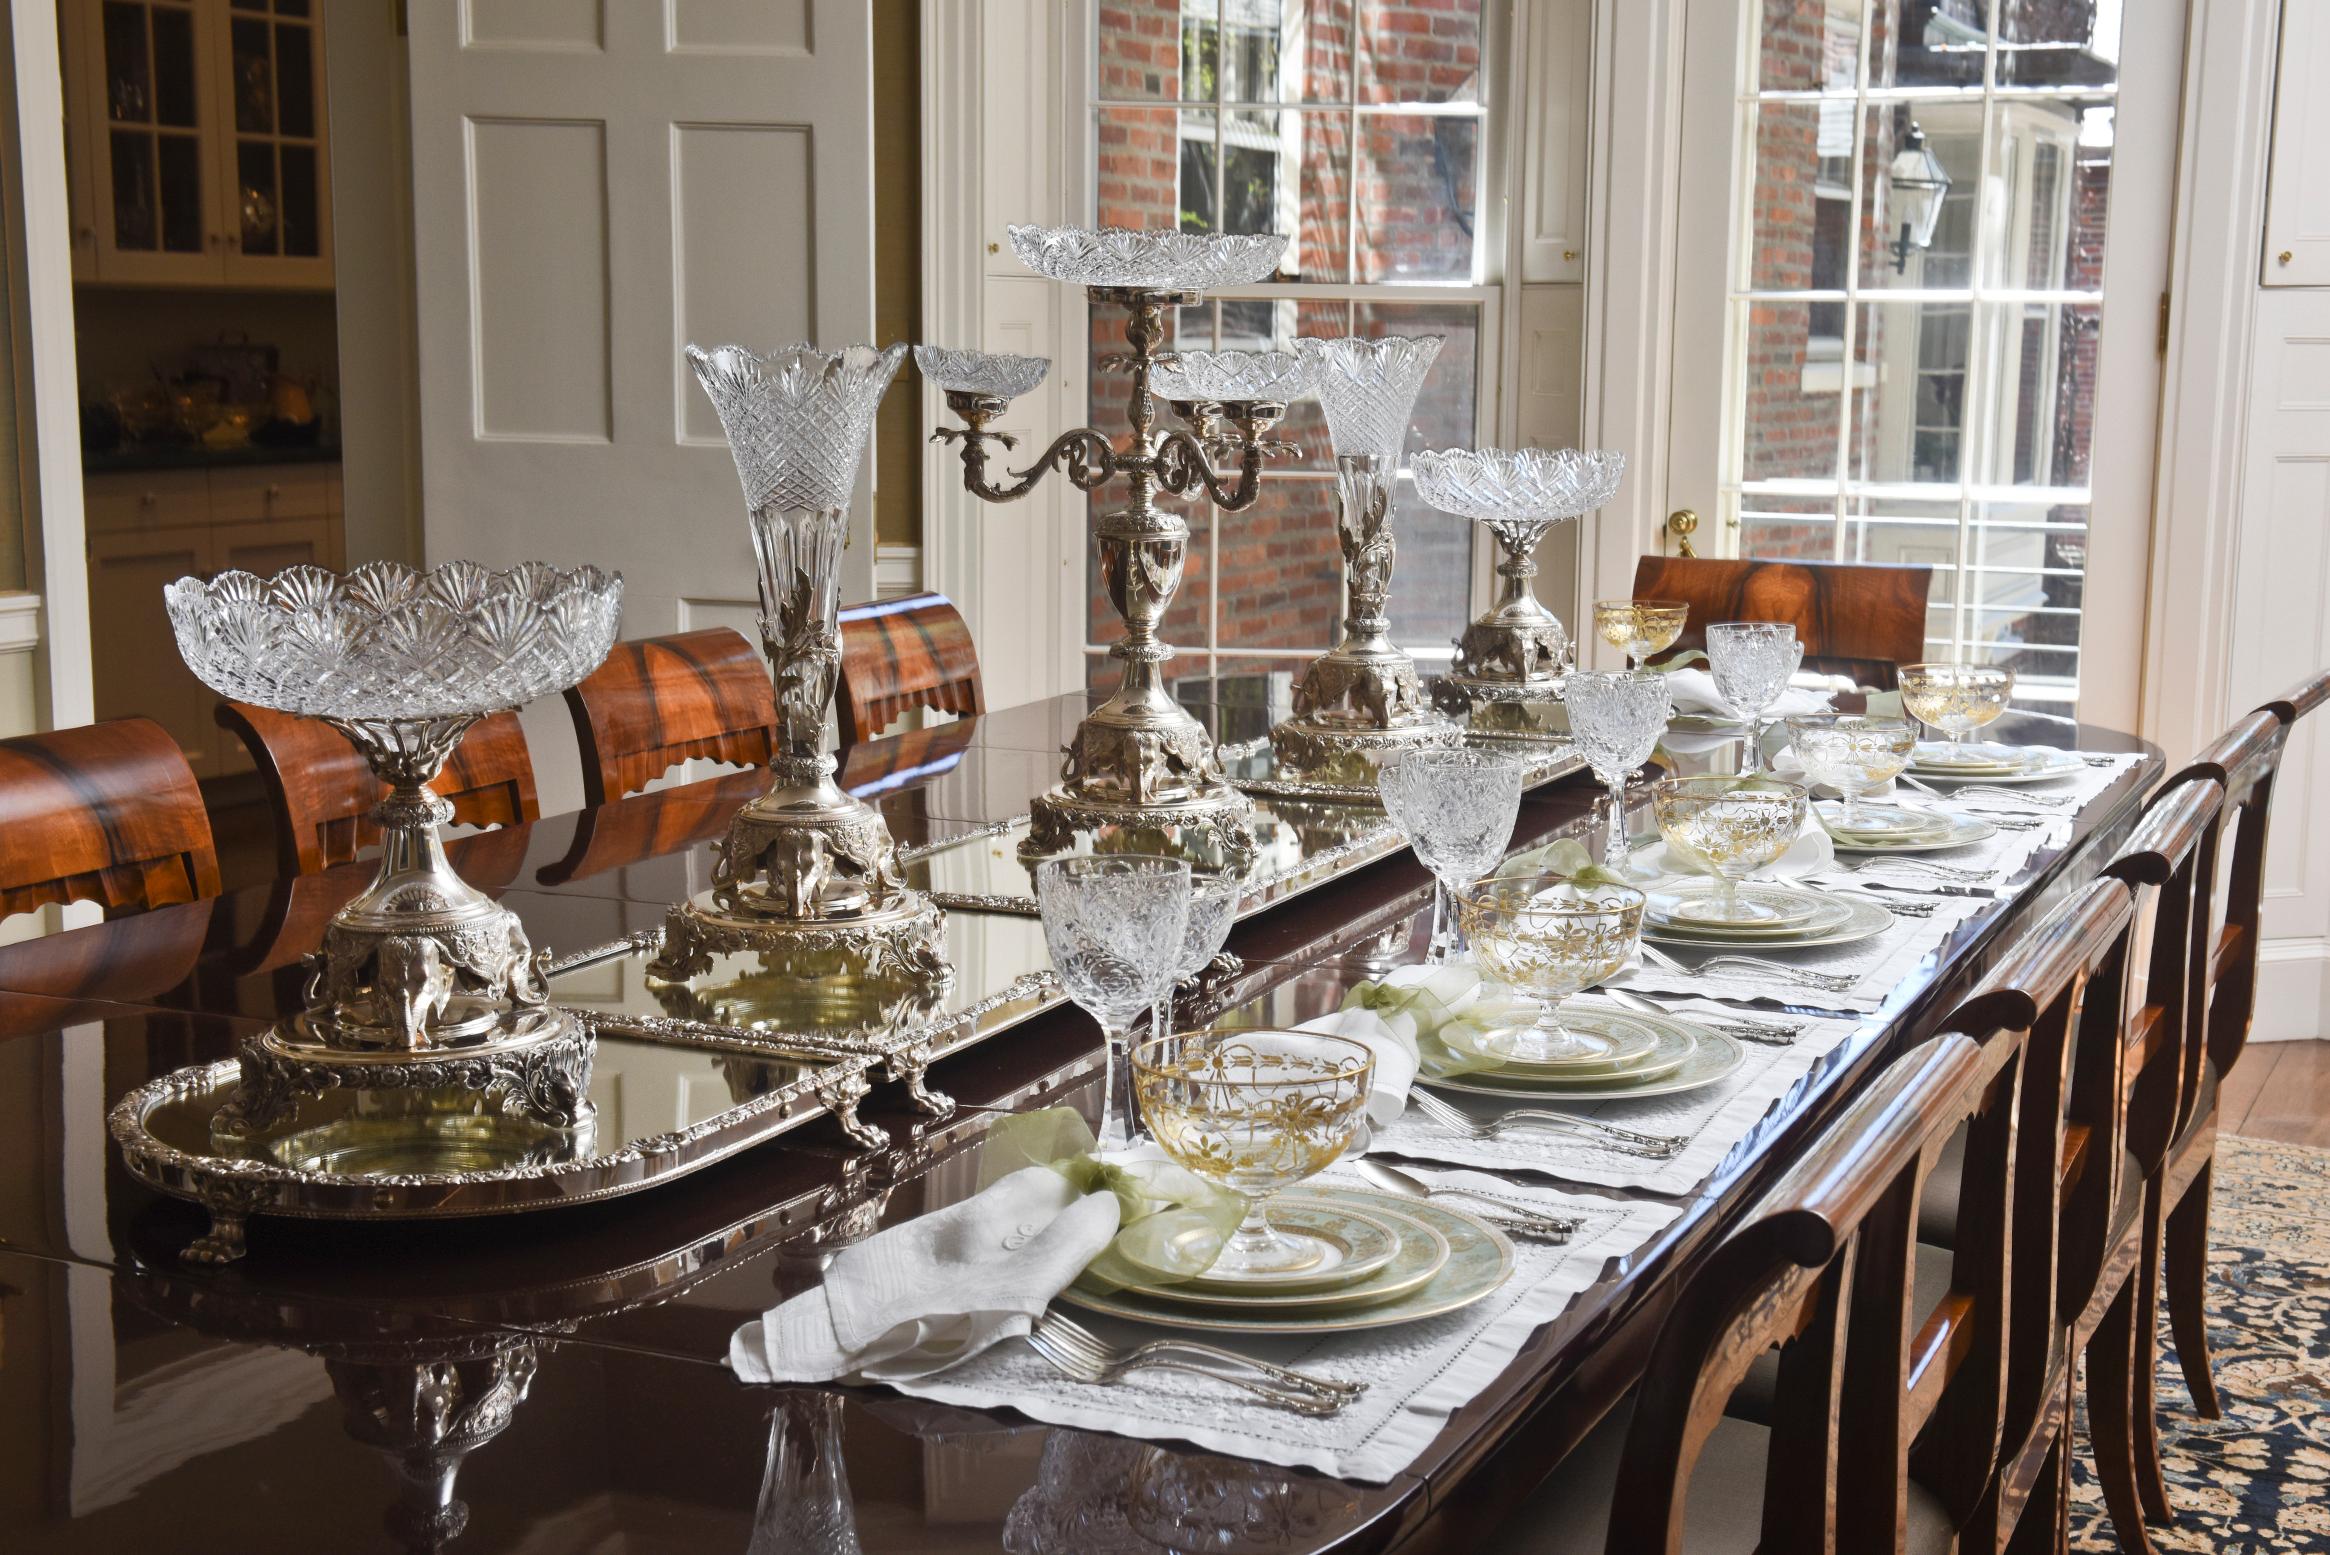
[561,628,779,806]
[0,718,221,919]
[835,593,984,745]
[1630,555,1932,688]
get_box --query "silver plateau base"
[652,892,952,992]
[1267,712,1461,787]
[1024,783,1261,874]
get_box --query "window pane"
[1858,102,1982,293]
[1096,0,1195,101]
[1219,0,1288,101]
[102,3,152,124]
[1096,107,1212,229]
[1739,300,1842,485]
[1983,99,2112,292]
[1222,298,1343,471]
[1996,0,2123,86]
[1870,0,1986,88]
[1842,494,1960,612]
[1222,109,1351,281]
[1389,475,1475,656]
[1357,0,1484,105]
[1756,0,1862,94]
[1973,301,2099,489]
[1738,494,1837,562]
[1355,114,1477,281]
[1848,300,1968,485]
[1216,479,1344,650]
[152,7,198,127]
[1746,101,1851,295]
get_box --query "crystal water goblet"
[1592,599,1688,670]
[1458,876,1646,1063]
[1706,622,1801,774]
[1151,867,1245,1056]
[1899,662,2016,762]
[1377,746,1527,964]
[1564,669,1674,868]
[1785,714,1918,831]
[1034,855,1192,1151]
[1133,1030,1373,1277]
[1650,775,1811,925]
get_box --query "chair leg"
[2133,1188,2175,1525]
[2165,1155,2222,1419]
[2086,1279,2158,1555]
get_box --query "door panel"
[88,527,217,776]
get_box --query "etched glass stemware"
[1706,621,1801,774]
[1152,867,1245,1055]
[1592,599,1688,669]
[1377,745,1526,963]
[1459,877,1646,1063]
[1134,1030,1373,1276]
[1900,662,2016,761]
[1564,669,1675,868]
[1034,854,1192,1151]
[1651,775,1811,925]
[1413,447,1626,691]
[1786,714,1918,830]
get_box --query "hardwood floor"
[2222,1039,2330,1146]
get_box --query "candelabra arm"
[953,426,1118,504]
[1153,427,1269,511]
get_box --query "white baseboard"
[2251,938,2330,1042]
[876,544,920,600]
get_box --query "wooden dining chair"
[1491,1030,2025,1553]
[1630,555,1933,689]
[835,592,984,745]
[0,717,221,919]
[215,702,540,877]
[561,628,779,806]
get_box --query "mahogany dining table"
[0,689,2157,1553]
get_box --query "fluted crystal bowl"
[1299,334,1444,464]
[166,561,624,723]
[688,341,907,514]
[914,345,1050,400]
[1412,447,1627,522]
[1007,224,1287,290]
[1148,348,1310,404]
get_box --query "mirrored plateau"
[1217,732,1581,801]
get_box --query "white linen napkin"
[728,1166,1122,1385]
[1663,667,1833,724]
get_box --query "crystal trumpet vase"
[1269,335,1460,780]
[658,342,949,988]
[1413,447,1626,701]
[166,559,623,1136]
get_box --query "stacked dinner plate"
[1906,742,2086,786]
[1060,1187,1516,1335]
[1815,799,1999,853]
[1419,1001,1746,1103]
[1643,878,1892,949]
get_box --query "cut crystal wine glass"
[1376,745,1526,963]
[1133,1030,1373,1276]
[1706,621,1801,774]
[1006,224,1287,291]
[1034,854,1192,1151]
[1564,669,1674,868]
[1650,775,1811,925]
[912,345,1050,401]
[1152,867,1245,1054]
[1786,714,1918,832]
[1459,877,1646,1063]
[1899,662,2016,762]
[1413,447,1625,689]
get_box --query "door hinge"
[2157,291,2170,358]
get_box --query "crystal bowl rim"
[1005,223,1289,289]
[1411,446,1628,520]
[1148,347,1312,401]
[912,344,1051,397]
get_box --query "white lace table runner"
[1367,996,1865,1194]
[1807,750,2145,896]
[884,1171,1680,1484]
[1611,891,1988,1013]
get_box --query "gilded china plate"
[1439,1007,1667,1075]
[1646,881,1827,932]
[1062,1189,1510,1335]
[1813,800,1954,842]
[1422,1018,1743,1101]
[1117,1201,1453,1313]
[1646,890,1892,950]
[1122,1199,1404,1296]
[1824,811,2000,853]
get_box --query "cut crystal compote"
[913,345,1050,402]
[1147,348,1310,406]
[166,560,623,1141]
[1413,446,1626,702]
[656,342,951,994]
[1268,335,1460,779]
[1006,224,1287,291]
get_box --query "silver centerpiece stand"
[1415,446,1627,721]
[929,224,1308,869]
[1268,334,1461,782]
[655,343,951,987]
[162,561,624,1190]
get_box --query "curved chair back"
[836,593,984,745]
[1630,555,1932,689]
[2100,778,2226,1168]
[561,628,778,806]
[0,718,221,919]
[216,701,539,876]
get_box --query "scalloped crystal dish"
[913,345,1051,399]
[1006,223,1288,290]
[165,561,624,723]
[1412,447,1627,522]
[1148,348,1310,404]
[1299,335,1444,464]
[687,342,906,513]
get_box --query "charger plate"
[1127,1199,1404,1297]
[1420,1018,1743,1101]
[1824,811,1999,853]
[1438,1009,1668,1075]
[1647,890,1892,950]
[1907,748,2084,785]
[1120,1201,1453,1313]
[1060,1189,1510,1335]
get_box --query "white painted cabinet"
[2264,0,2330,286]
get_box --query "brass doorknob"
[2280,250,2295,266]
[1666,508,1700,558]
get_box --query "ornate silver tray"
[1216,732,1580,802]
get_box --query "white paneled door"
[405,0,880,638]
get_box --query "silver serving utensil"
[1025,1313,1356,1415]
[1409,1086,1686,1157]
[1821,886,1940,916]
[1897,772,2072,810]
[1636,939,1859,995]
[1355,1159,1580,1241]
[1595,985,1805,1044]
[1839,854,1997,884]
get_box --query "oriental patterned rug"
[2071,1133,2330,1553]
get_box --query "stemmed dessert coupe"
[1786,714,1919,832]
[1899,662,2017,763]
[1592,599,1689,670]
[1650,774,1812,926]
[1706,621,1802,774]
[1564,669,1675,868]
[1033,854,1193,1151]
[1411,446,1626,706]
[1377,745,1526,963]
[1458,874,1648,1063]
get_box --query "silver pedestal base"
[652,891,951,991]
[1268,711,1461,786]
[1024,784,1260,874]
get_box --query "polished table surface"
[0,693,2158,1553]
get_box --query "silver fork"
[1409,1086,1686,1157]
[1034,1311,1363,1399]
[1823,887,1940,917]
[1594,985,1807,1044]
[1025,1314,1355,1416]
[1637,940,1860,995]
[1899,773,2075,809]
[1839,854,1996,884]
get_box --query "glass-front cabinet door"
[67,0,332,288]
